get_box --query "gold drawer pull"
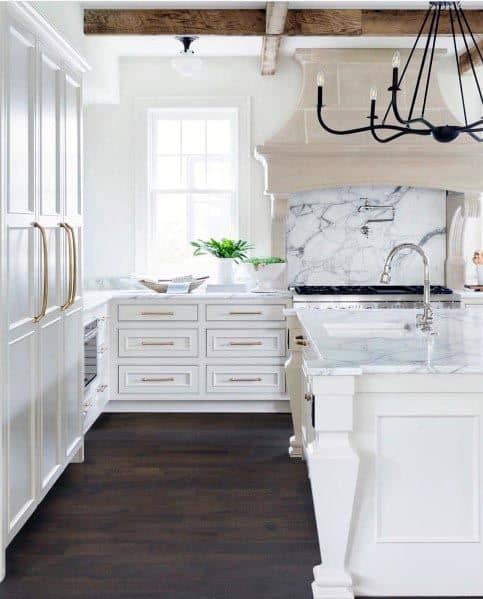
[140,311,174,316]
[141,377,175,382]
[296,340,308,346]
[141,341,175,346]
[229,311,263,315]
[229,341,263,346]
[229,377,262,382]
[98,344,108,354]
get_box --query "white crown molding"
[7,2,91,73]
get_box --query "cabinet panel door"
[62,305,83,458]
[7,23,35,215]
[39,316,62,492]
[64,73,81,219]
[7,331,36,537]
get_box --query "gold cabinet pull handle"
[32,222,48,322]
[228,341,263,346]
[229,311,263,315]
[229,377,262,382]
[141,377,175,382]
[141,341,175,346]
[64,223,77,307]
[59,223,73,310]
[140,311,175,316]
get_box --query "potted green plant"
[245,257,286,292]
[191,238,253,284]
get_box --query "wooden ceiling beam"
[458,39,483,74]
[84,8,483,36]
[260,2,288,76]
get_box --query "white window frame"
[134,96,251,273]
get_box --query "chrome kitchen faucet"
[379,243,434,332]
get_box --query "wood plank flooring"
[0,414,319,599]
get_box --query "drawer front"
[206,329,286,357]
[118,304,198,322]
[206,304,285,322]
[206,366,285,394]
[119,366,199,394]
[118,329,198,357]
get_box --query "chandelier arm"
[460,118,483,129]
[369,100,413,143]
[449,5,469,126]
[421,3,442,117]
[468,131,483,142]
[455,4,483,104]
[382,5,433,126]
[408,6,438,122]
[316,103,430,136]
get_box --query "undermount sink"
[323,321,415,339]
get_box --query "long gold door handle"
[59,223,73,310]
[32,222,48,323]
[64,223,77,307]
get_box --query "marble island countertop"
[297,307,483,376]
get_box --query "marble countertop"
[83,289,292,312]
[297,307,483,376]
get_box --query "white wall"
[84,56,301,281]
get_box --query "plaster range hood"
[255,48,483,288]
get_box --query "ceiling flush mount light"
[171,36,202,77]
[317,1,483,143]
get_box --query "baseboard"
[105,399,290,413]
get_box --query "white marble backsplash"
[287,186,446,285]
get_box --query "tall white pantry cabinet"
[0,2,89,580]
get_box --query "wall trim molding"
[8,2,90,73]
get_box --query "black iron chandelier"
[316,1,483,143]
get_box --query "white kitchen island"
[288,307,483,599]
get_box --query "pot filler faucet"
[379,243,434,332]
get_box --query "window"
[145,107,239,274]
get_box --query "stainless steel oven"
[84,319,98,389]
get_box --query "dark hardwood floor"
[0,413,319,599]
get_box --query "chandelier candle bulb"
[392,50,401,69]
[317,71,325,87]
[370,87,378,101]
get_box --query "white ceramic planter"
[249,262,286,292]
[216,258,235,285]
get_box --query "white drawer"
[465,303,483,311]
[206,304,285,322]
[206,365,285,394]
[118,329,198,357]
[118,366,199,394]
[206,329,286,357]
[118,304,198,322]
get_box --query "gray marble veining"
[287,186,446,285]
[296,307,483,376]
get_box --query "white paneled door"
[5,18,38,541]
[0,2,89,581]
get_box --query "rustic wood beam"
[261,2,288,76]
[458,38,483,74]
[361,9,483,36]
[84,8,483,36]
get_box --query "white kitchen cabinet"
[0,3,89,580]
[108,295,292,413]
